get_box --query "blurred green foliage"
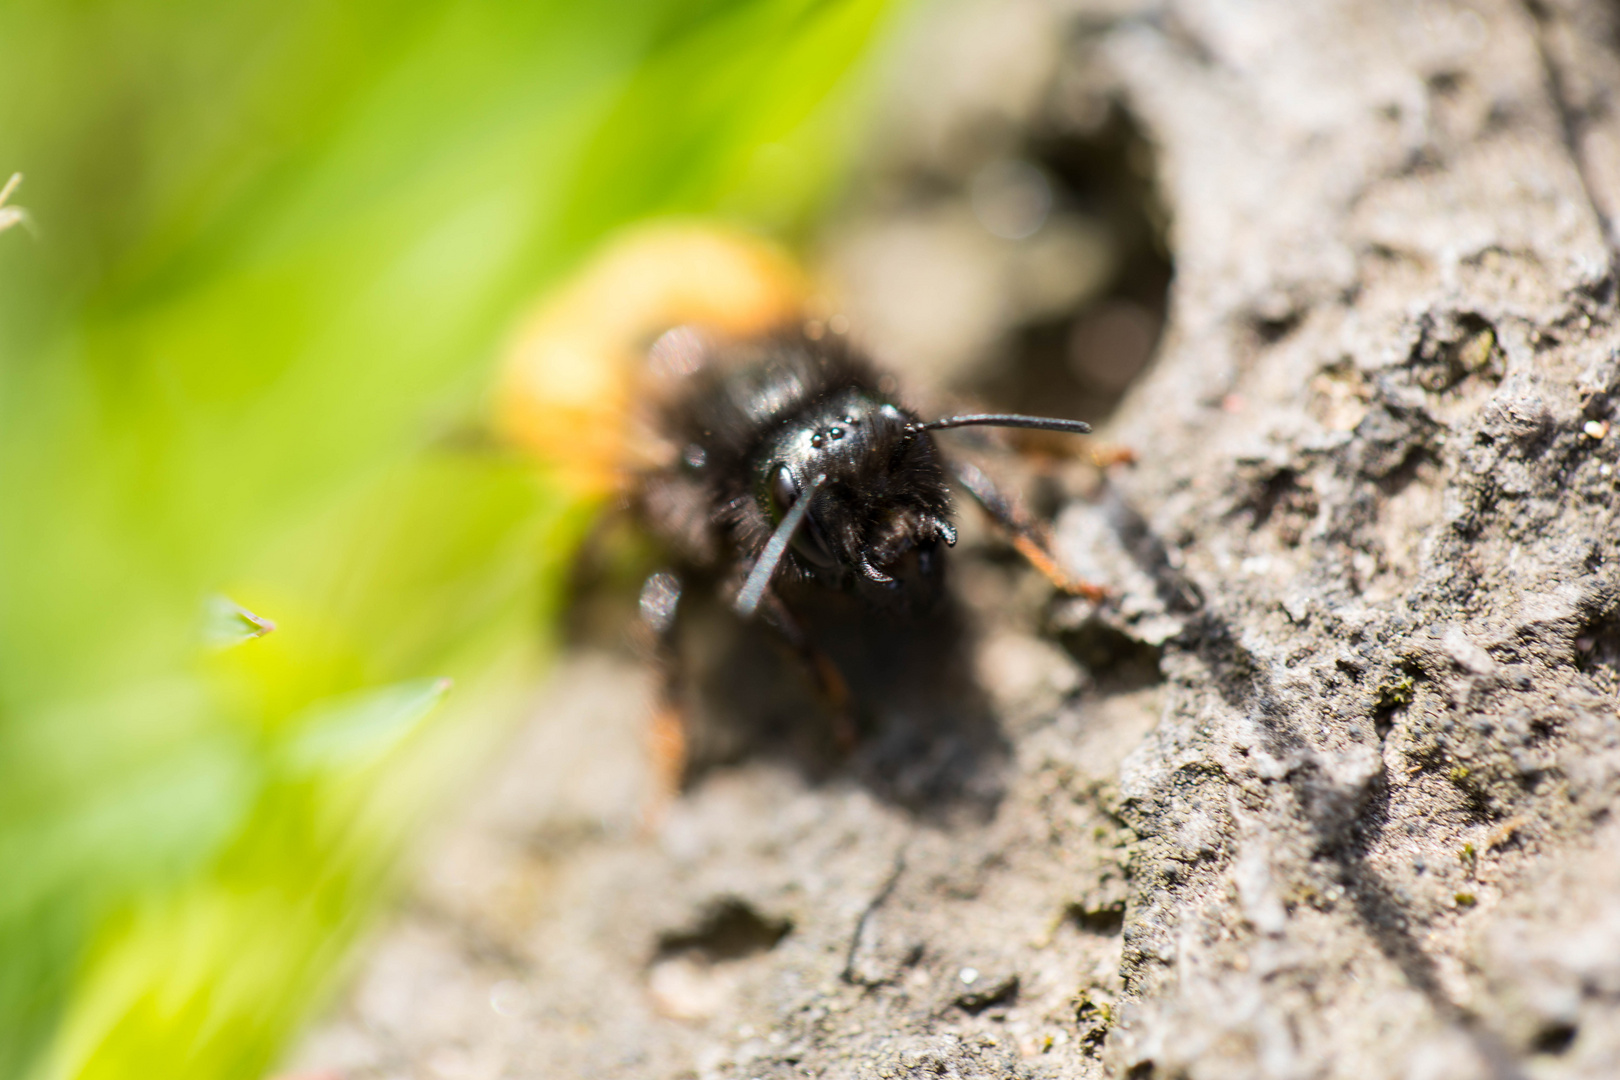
[0,1,895,1077]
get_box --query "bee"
[496,224,1104,797]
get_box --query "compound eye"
[771,465,798,517]
[769,464,837,567]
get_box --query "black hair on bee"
[638,326,1089,621]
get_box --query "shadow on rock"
[672,581,1007,820]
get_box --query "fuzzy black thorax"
[657,330,955,608]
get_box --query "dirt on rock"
[291,1,1620,1077]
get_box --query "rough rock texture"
[292,1,1620,1077]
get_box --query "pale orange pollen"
[495,222,808,496]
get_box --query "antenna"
[913,413,1091,436]
[735,473,828,619]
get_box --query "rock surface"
[291,1,1620,1077]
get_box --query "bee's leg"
[950,460,1109,602]
[1088,442,1137,469]
[756,592,859,752]
[637,571,690,813]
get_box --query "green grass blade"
[0,1,900,1076]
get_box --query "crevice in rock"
[1058,620,1163,690]
[653,897,792,966]
[1574,602,1620,697]
[967,98,1172,426]
[1104,492,1204,615]
[1067,898,1126,936]
[1185,612,1305,762]
[1531,1020,1579,1055]
[1234,465,1320,548]
[842,846,909,987]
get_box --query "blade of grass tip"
[0,173,26,233]
[200,595,277,648]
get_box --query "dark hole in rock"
[1243,467,1320,546]
[954,973,1019,1014]
[1373,712,1396,740]
[1584,544,1607,574]
[1575,609,1620,698]
[969,101,1172,425]
[1372,661,1424,739]
[1057,618,1164,691]
[1427,69,1466,95]
[1251,307,1304,345]
[1069,901,1125,935]
[653,897,791,965]
[1374,444,1442,499]
[1532,1021,1578,1055]
[1408,311,1504,395]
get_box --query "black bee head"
[725,341,1087,621]
[753,388,956,608]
